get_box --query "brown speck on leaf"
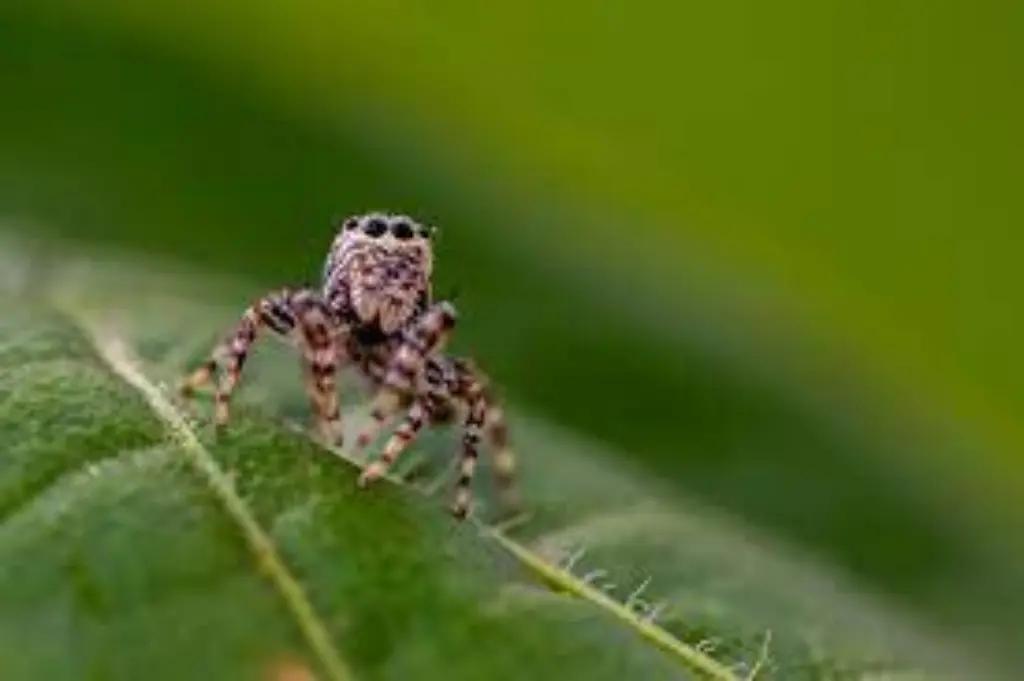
[266,655,318,681]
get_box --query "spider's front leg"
[179,287,300,428]
[294,300,350,446]
[179,287,347,440]
[356,400,430,486]
[353,301,457,460]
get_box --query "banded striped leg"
[350,347,394,452]
[355,301,458,447]
[483,403,520,517]
[179,287,300,428]
[357,401,428,486]
[448,401,521,521]
[450,390,488,519]
[294,299,347,446]
[178,287,341,432]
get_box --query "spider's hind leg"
[448,365,520,522]
[482,399,521,518]
[450,387,487,520]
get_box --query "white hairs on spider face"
[323,212,437,333]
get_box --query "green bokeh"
[1,1,1022,671]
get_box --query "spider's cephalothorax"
[178,211,519,521]
[323,211,437,343]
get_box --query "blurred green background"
[1,0,1021,672]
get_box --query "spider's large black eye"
[391,220,415,240]
[363,218,388,237]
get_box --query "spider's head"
[324,211,438,334]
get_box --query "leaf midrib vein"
[68,314,355,681]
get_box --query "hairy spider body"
[178,211,518,520]
[321,212,435,336]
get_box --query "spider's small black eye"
[417,225,433,239]
[391,220,415,240]
[364,218,388,237]
[343,217,360,231]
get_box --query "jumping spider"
[178,211,518,520]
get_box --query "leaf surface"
[0,243,988,681]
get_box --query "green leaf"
[0,240,990,681]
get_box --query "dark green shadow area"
[1,9,1020,667]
